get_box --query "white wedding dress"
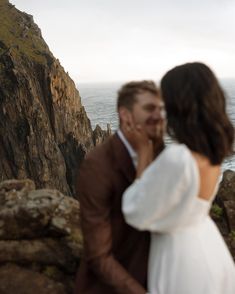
[122,143,235,294]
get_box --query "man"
[74,81,165,293]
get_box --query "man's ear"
[118,107,132,124]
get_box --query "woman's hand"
[123,116,154,178]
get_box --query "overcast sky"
[10,0,235,83]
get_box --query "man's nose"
[153,108,166,120]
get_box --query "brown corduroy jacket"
[74,133,150,294]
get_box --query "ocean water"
[78,79,235,171]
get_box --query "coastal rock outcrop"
[211,170,235,260]
[0,0,110,196]
[93,123,112,145]
[0,179,82,294]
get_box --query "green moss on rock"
[211,203,223,219]
[0,0,51,65]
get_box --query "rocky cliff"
[0,0,111,196]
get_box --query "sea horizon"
[77,77,235,86]
[79,79,235,171]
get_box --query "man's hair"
[117,80,159,110]
[160,62,234,165]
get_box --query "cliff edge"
[0,0,110,196]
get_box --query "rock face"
[0,179,82,294]
[93,123,112,146]
[0,0,110,196]
[211,170,235,260]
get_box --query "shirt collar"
[117,129,138,167]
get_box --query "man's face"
[120,91,165,140]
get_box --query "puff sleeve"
[122,144,199,233]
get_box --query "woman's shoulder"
[145,143,194,179]
[158,143,192,167]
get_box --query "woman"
[122,62,235,294]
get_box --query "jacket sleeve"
[76,156,146,294]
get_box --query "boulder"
[0,179,82,293]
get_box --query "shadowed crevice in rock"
[58,134,87,196]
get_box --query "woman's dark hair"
[160,62,234,165]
